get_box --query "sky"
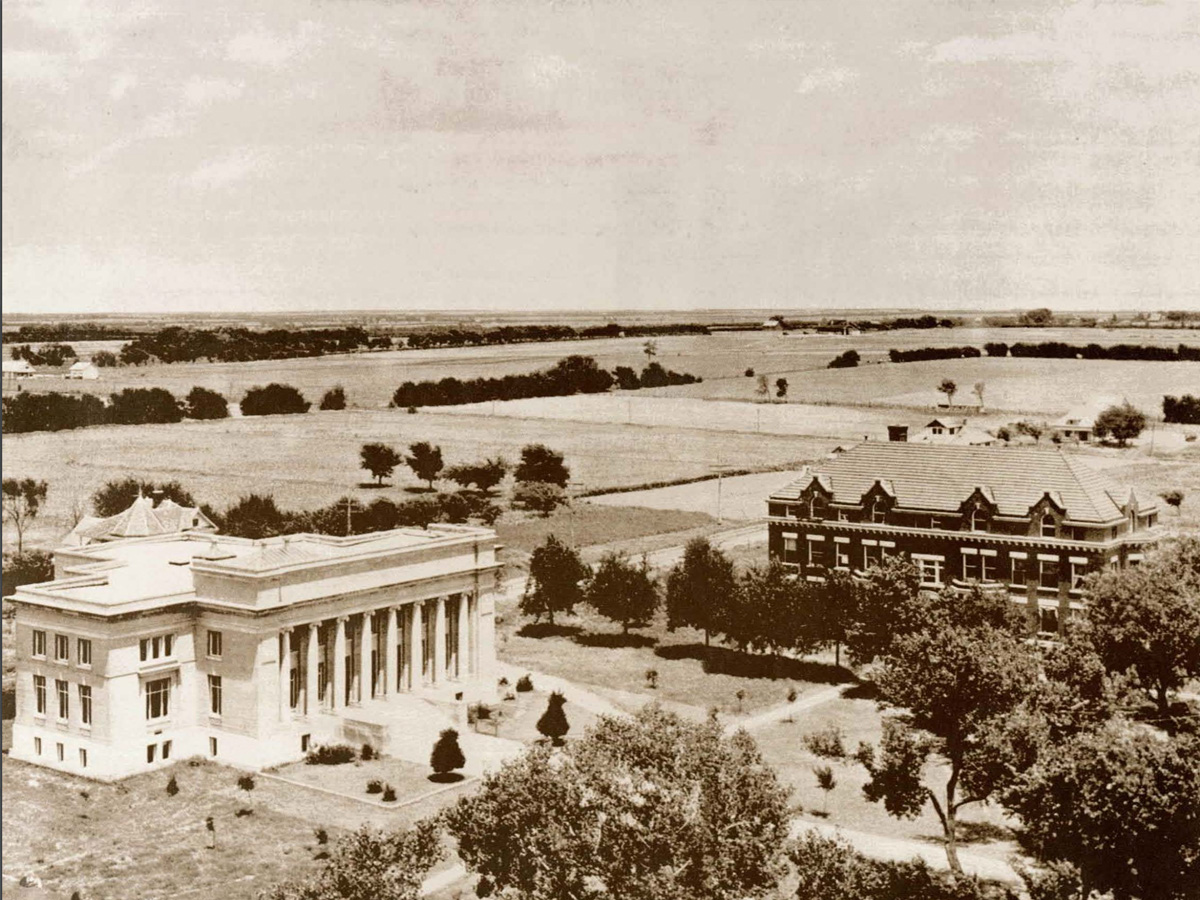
[3,0,1199,315]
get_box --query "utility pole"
[709,463,736,523]
[567,480,584,546]
[344,497,357,536]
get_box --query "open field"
[0,409,825,551]
[7,326,1195,411]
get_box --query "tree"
[838,557,924,666]
[444,704,790,900]
[972,382,985,410]
[814,765,837,816]
[319,386,347,410]
[2,478,48,554]
[586,551,659,633]
[665,537,737,647]
[858,626,1039,874]
[514,444,569,487]
[642,339,658,360]
[511,481,567,516]
[220,493,293,539]
[1160,489,1185,514]
[1019,307,1054,327]
[237,773,255,809]
[729,560,812,662]
[1079,537,1200,717]
[827,350,860,369]
[1093,401,1146,447]
[405,442,443,490]
[536,691,569,745]
[1004,727,1200,900]
[520,534,590,625]
[775,378,789,401]
[937,378,957,407]
[263,820,443,900]
[91,478,196,517]
[184,386,229,420]
[108,387,183,425]
[2,550,54,597]
[360,443,402,486]
[613,365,641,390]
[445,457,508,494]
[431,728,465,777]
[755,373,769,399]
[1015,420,1045,443]
[240,383,311,416]
[92,350,118,367]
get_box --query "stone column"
[457,593,470,679]
[433,596,447,684]
[332,616,347,710]
[385,607,398,697]
[359,610,373,703]
[279,628,292,722]
[306,622,320,715]
[409,602,423,689]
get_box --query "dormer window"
[808,495,827,519]
[871,500,887,524]
[970,509,988,532]
[1040,515,1057,538]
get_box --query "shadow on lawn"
[517,622,584,639]
[916,820,1016,847]
[428,772,467,784]
[574,632,658,649]
[655,643,858,685]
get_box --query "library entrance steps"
[342,692,524,777]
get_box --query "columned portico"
[385,607,398,696]
[457,593,470,679]
[409,602,423,689]
[358,610,372,703]
[433,596,447,683]
[279,628,292,721]
[306,623,319,715]
[332,616,347,710]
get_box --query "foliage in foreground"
[444,704,790,900]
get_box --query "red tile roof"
[769,443,1152,524]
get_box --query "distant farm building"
[66,361,100,380]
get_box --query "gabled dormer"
[797,474,834,520]
[1028,491,1066,539]
[861,479,896,524]
[959,486,997,533]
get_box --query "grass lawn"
[1,757,337,900]
[495,592,854,719]
[473,688,600,744]
[754,693,1021,861]
[272,755,443,803]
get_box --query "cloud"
[183,77,243,107]
[186,149,264,190]
[2,50,70,91]
[227,22,317,67]
[796,67,857,94]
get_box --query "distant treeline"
[1163,395,1200,425]
[391,355,699,408]
[404,322,709,350]
[3,323,143,343]
[888,346,981,363]
[800,315,955,333]
[883,341,1200,364]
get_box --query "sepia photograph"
[2,0,1199,898]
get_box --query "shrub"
[305,743,357,765]
[1163,394,1200,425]
[467,702,492,724]
[787,687,798,703]
[241,383,311,416]
[984,341,1009,357]
[516,673,534,692]
[645,668,659,689]
[360,743,376,761]
[744,367,755,377]
[2,550,54,598]
[827,349,860,369]
[319,386,347,410]
[108,387,184,425]
[407,406,418,414]
[514,444,570,487]
[511,481,567,516]
[166,775,179,796]
[431,729,466,775]
[536,691,570,745]
[314,827,328,845]
[803,724,846,759]
[382,785,397,802]
[366,779,384,794]
[184,386,229,420]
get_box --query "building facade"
[9,521,500,780]
[767,443,1159,634]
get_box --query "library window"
[1070,560,1088,592]
[209,737,218,757]
[981,553,997,582]
[147,744,157,764]
[871,501,887,524]
[79,748,88,768]
[34,675,47,715]
[77,638,92,667]
[806,539,827,569]
[834,542,850,569]
[969,509,988,532]
[914,556,944,587]
[208,674,223,716]
[140,634,175,662]
[34,737,42,756]
[962,553,982,581]
[32,630,46,658]
[56,679,69,720]
[1010,557,1027,585]
[781,536,799,562]
[145,678,171,720]
[56,742,64,762]
[79,685,92,726]
[863,543,883,569]
[54,634,69,662]
[207,630,223,659]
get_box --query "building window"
[207,630,222,659]
[808,495,827,519]
[781,535,799,562]
[34,737,42,756]
[1039,607,1059,635]
[806,539,827,569]
[834,542,851,569]
[34,675,46,715]
[77,639,92,667]
[981,553,997,582]
[79,748,88,768]
[1039,557,1059,590]
[863,543,883,569]
[209,737,218,757]
[970,509,988,532]
[962,553,982,582]
[1069,559,1088,592]
[141,634,175,662]
[837,509,850,522]
[871,501,887,524]
[56,742,64,762]
[56,679,69,721]
[301,734,311,752]
[162,740,172,760]
[145,678,171,720]
[1041,515,1057,538]
[1010,556,1027,585]
[54,634,69,662]
[147,744,157,764]
[208,674,222,716]
[79,685,92,726]
[32,630,46,658]
[914,556,944,586]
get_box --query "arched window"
[1040,514,1057,538]
[872,500,887,524]
[970,508,988,532]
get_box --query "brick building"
[767,443,1159,634]
[9,510,500,780]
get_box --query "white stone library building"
[9,497,500,780]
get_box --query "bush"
[1,392,109,433]
[536,691,570,745]
[984,341,1009,357]
[514,444,570,487]
[108,388,184,425]
[305,743,357,765]
[744,367,755,377]
[166,775,179,796]
[467,702,492,724]
[360,743,376,761]
[803,724,846,759]
[888,346,981,364]
[516,673,534,692]
[827,350,860,369]
[431,729,466,775]
[366,779,384,794]
[184,386,229,420]
[241,383,311,416]
[1164,394,1200,425]
[319,386,347,410]
[314,827,328,845]
[2,550,54,597]
[382,785,397,802]
[511,481,567,516]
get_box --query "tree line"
[391,355,700,409]
[403,321,708,350]
[1163,394,1200,424]
[888,346,982,363]
[882,341,1200,364]
[2,323,144,343]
